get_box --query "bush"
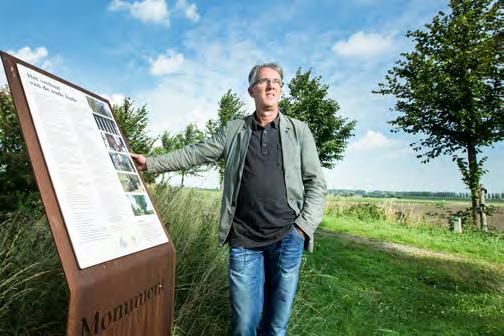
[343,203,385,220]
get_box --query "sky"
[1,0,502,193]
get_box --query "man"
[131,63,326,335]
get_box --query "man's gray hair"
[248,63,284,87]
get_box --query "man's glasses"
[253,78,284,88]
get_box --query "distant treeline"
[328,189,504,201]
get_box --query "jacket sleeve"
[146,126,226,173]
[295,124,327,236]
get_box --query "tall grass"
[152,184,229,336]
[0,185,231,335]
[0,204,67,335]
[0,185,347,335]
[2,189,502,335]
[152,185,337,335]
[325,197,437,227]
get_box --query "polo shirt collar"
[252,111,280,130]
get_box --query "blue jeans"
[229,226,305,336]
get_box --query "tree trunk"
[467,143,480,228]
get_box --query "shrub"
[343,203,385,220]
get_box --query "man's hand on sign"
[130,153,147,171]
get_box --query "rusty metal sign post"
[1,51,176,336]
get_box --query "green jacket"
[146,112,326,252]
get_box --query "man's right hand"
[130,153,147,171]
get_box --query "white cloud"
[149,50,185,76]
[137,38,252,189]
[1,46,61,88]
[100,93,126,106]
[349,130,397,151]
[5,46,62,73]
[137,29,264,140]
[332,31,394,58]
[184,3,200,22]
[176,0,200,22]
[8,46,50,67]
[10,46,47,63]
[109,0,169,25]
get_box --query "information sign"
[1,51,175,336]
[17,64,168,268]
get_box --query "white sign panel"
[17,64,168,269]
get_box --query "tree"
[374,0,503,228]
[157,123,206,187]
[206,89,246,185]
[111,97,157,183]
[279,68,356,169]
[0,86,38,216]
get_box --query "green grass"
[0,185,229,336]
[292,234,504,336]
[0,205,67,335]
[152,184,229,336]
[321,215,504,264]
[1,188,503,335]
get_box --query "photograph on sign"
[86,95,112,118]
[101,132,127,152]
[118,173,145,193]
[16,63,168,269]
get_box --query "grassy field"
[293,234,503,335]
[0,188,503,335]
[321,215,503,264]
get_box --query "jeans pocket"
[280,230,304,275]
[292,225,305,242]
[229,247,247,273]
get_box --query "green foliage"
[111,97,157,183]
[344,203,386,220]
[206,89,246,185]
[374,0,503,226]
[279,68,356,169]
[0,86,38,217]
[156,123,206,187]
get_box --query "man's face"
[248,67,282,111]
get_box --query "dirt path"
[318,229,469,262]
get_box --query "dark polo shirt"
[229,114,296,248]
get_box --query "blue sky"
[1,0,502,192]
